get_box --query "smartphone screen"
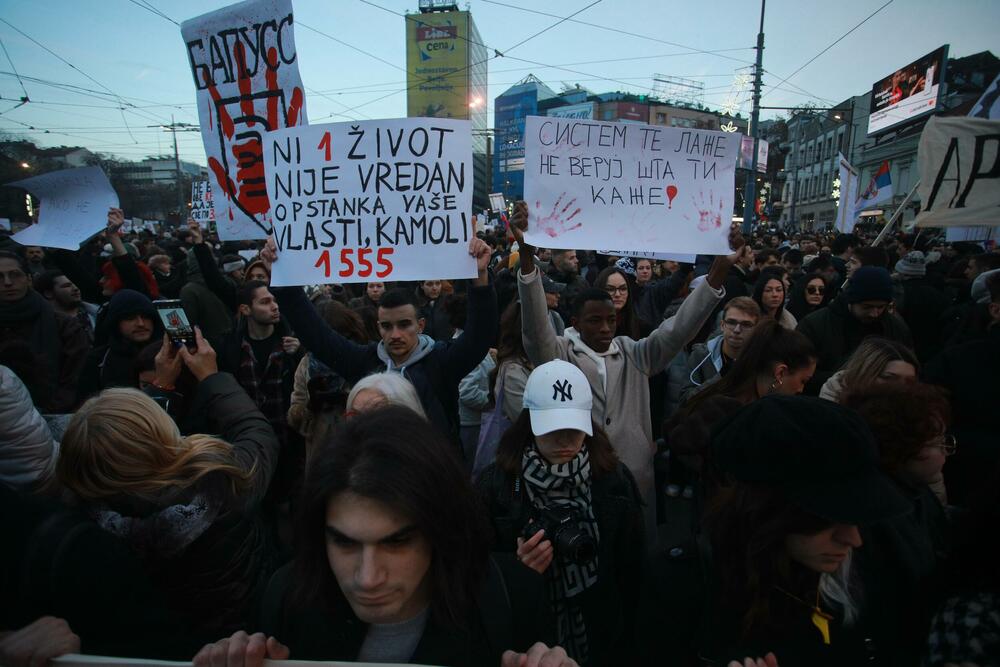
[154,300,194,345]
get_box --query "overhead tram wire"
[479,0,756,66]
[499,0,602,54]
[761,0,894,99]
[0,17,158,139]
[0,35,29,102]
[124,0,179,25]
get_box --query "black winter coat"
[257,556,548,666]
[895,277,951,362]
[475,459,645,667]
[87,373,281,638]
[796,295,913,395]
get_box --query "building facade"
[405,1,488,211]
[492,75,556,203]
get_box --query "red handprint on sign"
[203,44,304,231]
[534,194,582,238]
[684,191,726,232]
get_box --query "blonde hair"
[838,337,919,401]
[58,388,255,502]
[346,372,427,419]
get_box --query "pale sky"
[0,0,996,167]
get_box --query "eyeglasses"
[806,286,825,295]
[929,434,957,456]
[604,285,629,295]
[723,318,755,331]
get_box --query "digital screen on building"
[867,45,948,136]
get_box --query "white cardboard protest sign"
[0,217,10,231]
[190,180,215,228]
[916,116,1000,227]
[835,153,860,233]
[262,117,477,286]
[599,249,697,263]
[181,0,308,241]
[523,116,738,255]
[7,166,118,250]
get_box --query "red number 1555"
[314,247,394,279]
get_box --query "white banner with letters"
[523,116,738,255]
[262,118,476,286]
[181,0,308,240]
[916,116,1000,227]
[8,166,118,250]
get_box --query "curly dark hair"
[842,382,951,476]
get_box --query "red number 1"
[318,132,332,161]
[314,250,331,277]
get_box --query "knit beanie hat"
[845,266,893,304]
[894,251,926,277]
[615,257,637,276]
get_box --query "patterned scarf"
[521,442,600,664]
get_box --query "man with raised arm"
[508,200,749,534]
[259,236,497,452]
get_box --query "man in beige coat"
[509,201,750,537]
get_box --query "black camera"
[521,506,597,565]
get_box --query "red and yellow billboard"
[406,11,470,120]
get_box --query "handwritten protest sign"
[599,249,697,263]
[191,180,215,228]
[0,217,10,231]
[7,166,118,250]
[54,654,437,667]
[523,116,738,255]
[181,0,307,241]
[262,117,476,286]
[916,116,1000,227]
[945,225,995,243]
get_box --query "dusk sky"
[1,0,996,167]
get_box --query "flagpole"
[872,180,921,247]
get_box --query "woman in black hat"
[639,395,911,665]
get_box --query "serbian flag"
[853,160,893,220]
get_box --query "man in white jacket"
[508,200,750,537]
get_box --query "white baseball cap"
[523,359,593,436]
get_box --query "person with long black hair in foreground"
[194,406,577,667]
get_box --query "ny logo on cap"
[552,379,573,402]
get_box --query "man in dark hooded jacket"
[77,289,161,400]
[263,237,497,450]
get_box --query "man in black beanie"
[796,266,912,395]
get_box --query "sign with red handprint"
[523,115,738,256]
[181,0,307,240]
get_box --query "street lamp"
[20,162,30,169]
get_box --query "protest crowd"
[1,196,999,667]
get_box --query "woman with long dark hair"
[593,266,641,339]
[477,360,644,667]
[641,396,911,665]
[194,406,577,666]
[786,272,831,322]
[752,267,797,329]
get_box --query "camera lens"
[555,527,598,564]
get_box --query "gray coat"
[518,267,723,531]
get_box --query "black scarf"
[521,442,600,664]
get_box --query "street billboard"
[406,11,470,120]
[546,102,596,120]
[867,45,948,136]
